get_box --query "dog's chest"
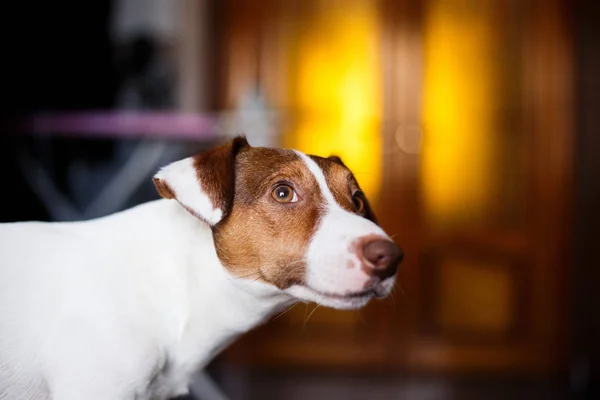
[139,324,240,399]
[143,367,190,400]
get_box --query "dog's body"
[0,138,402,400]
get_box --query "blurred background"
[0,0,598,399]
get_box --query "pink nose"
[362,239,403,281]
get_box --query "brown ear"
[153,136,249,225]
[153,177,175,199]
[328,155,347,167]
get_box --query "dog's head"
[153,137,402,309]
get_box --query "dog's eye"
[352,192,366,215]
[272,184,298,203]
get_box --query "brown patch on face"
[213,147,326,290]
[192,136,248,218]
[153,177,175,199]
[309,155,379,224]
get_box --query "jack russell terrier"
[0,137,402,400]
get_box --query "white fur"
[0,200,293,400]
[154,157,223,225]
[288,152,396,310]
[0,149,397,399]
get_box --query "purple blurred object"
[17,111,220,140]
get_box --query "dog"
[0,137,402,400]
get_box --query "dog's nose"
[362,239,403,280]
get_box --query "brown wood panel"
[419,247,530,343]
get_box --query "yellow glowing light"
[284,0,382,200]
[421,0,499,225]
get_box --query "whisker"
[301,303,309,334]
[388,288,399,310]
[272,303,299,321]
[389,288,396,302]
[397,284,406,299]
[303,304,321,333]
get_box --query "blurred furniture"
[13,112,218,221]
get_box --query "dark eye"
[352,192,366,215]
[271,184,298,203]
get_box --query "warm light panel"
[421,0,500,226]
[284,0,383,199]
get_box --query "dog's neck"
[144,200,295,388]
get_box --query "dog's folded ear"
[153,136,249,226]
[327,155,346,167]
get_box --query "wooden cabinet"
[218,0,573,376]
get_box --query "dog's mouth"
[314,275,396,300]
[288,280,394,310]
[313,287,383,300]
